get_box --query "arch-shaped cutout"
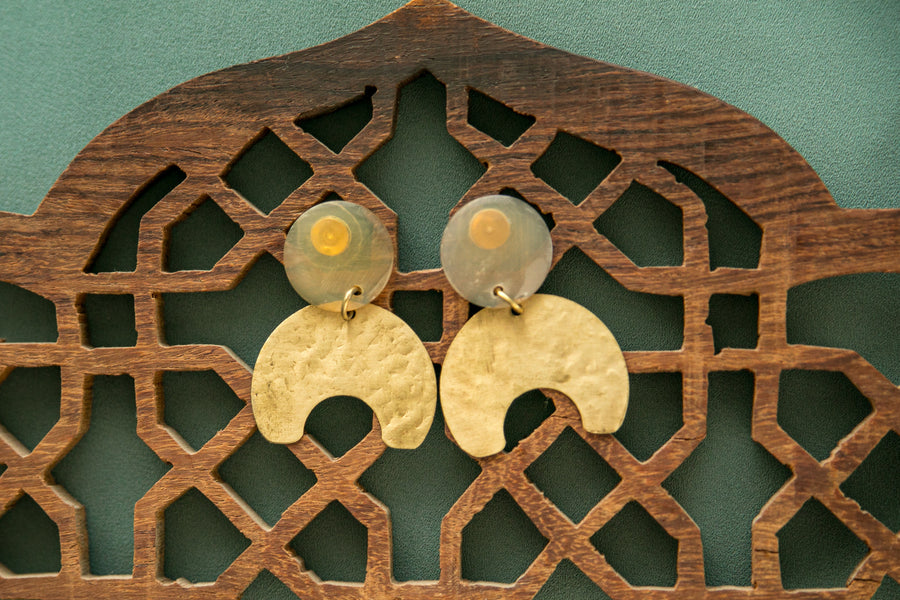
[441,294,628,457]
[0,281,58,343]
[85,164,186,272]
[251,304,436,448]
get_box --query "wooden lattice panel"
[0,1,898,598]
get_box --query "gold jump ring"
[341,285,363,321]
[493,286,524,315]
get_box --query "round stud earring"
[251,201,436,449]
[440,194,629,457]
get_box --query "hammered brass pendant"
[441,294,629,457]
[251,303,436,448]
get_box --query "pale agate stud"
[440,194,552,308]
[284,201,393,311]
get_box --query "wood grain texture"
[0,0,897,598]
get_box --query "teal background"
[0,1,898,597]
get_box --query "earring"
[440,194,629,457]
[251,201,436,449]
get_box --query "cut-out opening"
[614,372,683,462]
[221,128,313,215]
[658,161,761,270]
[707,293,759,353]
[499,187,555,231]
[53,374,170,575]
[164,487,250,583]
[539,247,684,351]
[86,164,187,272]
[461,488,549,583]
[777,497,869,589]
[788,273,900,385]
[839,430,900,532]
[161,370,244,451]
[354,71,486,272]
[218,431,316,527]
[359,401,480,581]
[663,371,790,586]
[242,569,301,600]
[304,396,374,457]
[0,492,61,574]
[589,501,678,587]
[0,281,58,342]
[289,501,368,583]
[0,366,60,451]
[531,131,621,205]
[163,252,306,367]
[593,181,684,266]
[391,290,443,342]
[503,389,555,453]
[535,559,611,600]
[525,427,620,524]
[467,88,535,147]
[296,86,376,153]
[165,196,244,272]
[81,293,138,347]
[872,576,900,600]
[778,370,872,461]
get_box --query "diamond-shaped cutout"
[165,196,244,271]
[593,181,683,266]
[163,252,306,367]
[304,396,373,457]
[840,430,900,532]
[222,128,313,215]
[778,370,872,461]
[164,487,250,583]
[525,427,620,523]
[290,501,368,582]
[461,488,549,583]
[218,431,316,527]
[0,366,60,451]
[539,247,684,351]
[872,576,900,599]
[778,498,869,589]
[590,501,678,587]
[242,569,301,600]
[296,86,375,153]
[504,389,555,452]
[0,281,58,342]
[354,71,486,271]
[391,290,443,342]
[0,492,61,574]
[162,370,244,451]
[708,293,759,353]
[82,294,137,347]
[659,160,762,270]
[535,559,611,599]
[359,405,480,581]
[663,371,790,586]
[86,165,187,272]
[615,373,683,462]
[467,88,535,147]
[53,374,171,575]
[531,130,621,205]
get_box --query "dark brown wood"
[0,1,897,598]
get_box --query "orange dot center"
[310,216,351,256]
[469,208,511,250]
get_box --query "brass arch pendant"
[0,1,898,599]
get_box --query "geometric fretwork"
[0,2,898,599]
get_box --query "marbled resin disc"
[441,195,552,308]
[284,201,393,311]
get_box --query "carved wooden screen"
[0,1,897,598]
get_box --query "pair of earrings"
[251,195,629,457]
